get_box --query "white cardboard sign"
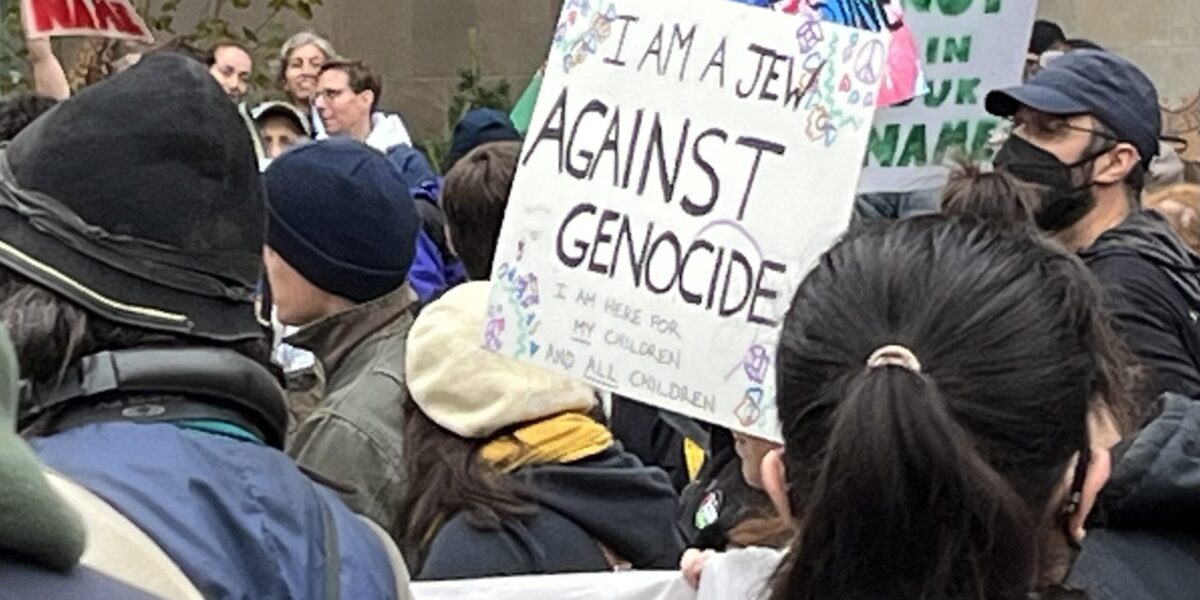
[485,0,883,440]
[22,0,154,42]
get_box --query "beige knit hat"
[406,281,596,438]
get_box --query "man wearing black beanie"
[1,54,409,597]
[264,137,420,539]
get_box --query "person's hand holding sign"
[23,27,71,101]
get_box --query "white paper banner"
[411,549,783,600]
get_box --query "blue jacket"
[387,144,467,303]
[33,422,400,600]
[411,228,466,304]
[0,560,162,600]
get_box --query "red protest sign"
[21,0,154,42]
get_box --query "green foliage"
[1,0,29,95]
[141,0,324,104]
[0,0,323,101]
[424,27,515,171]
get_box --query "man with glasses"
[315,59,412,152]
[987,50,1200,400]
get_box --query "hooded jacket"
[1079,210,1200,399]
[1067,394,1200,599]
[417,445,686,580]
[5,54,405,599]
[386,144,467,303]
[407,283,686,580]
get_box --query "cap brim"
[985,84,1090,118]
[253,103,311,136]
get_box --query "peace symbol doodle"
[853,38,886,86]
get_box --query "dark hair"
[206,40,251,67]
[941,160,1040,225]
[769,217,1140,600]
[397,398,538,571]
[1064,39,1104,51]
[319,59,382,112]
[0,93,58,142]
[441,141,522,280]
[0,265,272,396]
[1030,20,1066,54]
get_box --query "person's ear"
[1088,400,1122,450]
[761,448,791,519]
[1092,142,1139,186]
[1069,446,1112,542]
[360,90,376,112]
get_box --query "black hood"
[0,52,267,342]
[526,445,685,568]
[1080,210,1200,308]
[1091,394,1200,529]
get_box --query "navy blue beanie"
[441,108,522,173]
[265,138,419,303]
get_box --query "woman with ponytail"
[758,217,1144,600]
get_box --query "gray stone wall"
[154,1,1200,145]
[309,0,561,143]
[1037,0,1200,103]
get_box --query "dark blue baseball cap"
[986,50,1161,168]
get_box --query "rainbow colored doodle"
[554,0,620,73]
[491,255,543,358]
[795,30,880,148]
[733,344,772,428]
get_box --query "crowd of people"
[0,7,1198,600]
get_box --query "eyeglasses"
[316,88,351,102]
[1010,117,1121,143]
[1058,123,1120,142]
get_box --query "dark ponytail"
[770,217,1124,600]
[772,367,1037,600]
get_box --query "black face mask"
[994,135,1110,233]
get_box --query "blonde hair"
[1145,183,1200,254]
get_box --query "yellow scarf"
[479,413,614,473]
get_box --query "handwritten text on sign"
[486,0,883,440]
[22,0,153,42]
[858,0,1038,193]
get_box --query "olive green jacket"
[284,285,418,540]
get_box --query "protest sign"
[22,0,153,43]
[485,0,883,440]
[858,0,1038,193]
[738,0,926,106]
